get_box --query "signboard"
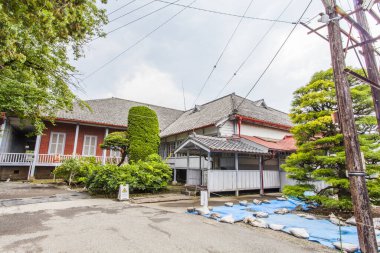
[200,190,208,207]
[118,184,129,201]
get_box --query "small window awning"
[174,134,268,155]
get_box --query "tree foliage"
[127,106,160,162]
[0,0,107,134]
[282,68,380,209]
[100,131,128,166]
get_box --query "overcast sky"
[72,0,380,112]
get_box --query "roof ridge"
[186,92,235,111]
[85,97,184,112]
[232,93,289,115]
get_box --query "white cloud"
[110,64,194,110]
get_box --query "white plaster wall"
[240,123,289,139]
[218,120,235,137]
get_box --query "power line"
[92,0,181,42]
[153,0,296,24]
[109,0,156,23]
[191,0,255,106]
[108,0,138,16]
[216,0,294,98]
[236,0,313,110]
[83,0,198,81]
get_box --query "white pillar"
[30,135,41,180]
[235,153,239,196]
[173,153,177,184]
[72,124,80,156]
[0,118,6,152]
[102,128,109,165]
[207,151,211,197]
[259,156,264,196]
[277,155,282,190]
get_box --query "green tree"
[100,131,128,166]
[0,0,107,134]
[127,106,160,162]
[282,68,380,209]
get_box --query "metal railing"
[0,153,122,166]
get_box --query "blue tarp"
[189,199,380,252]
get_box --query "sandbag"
[239,200,248,206]
[269,224,285,231]
[243,216,256,224]
[195,206,210,215]
[262,199,271,204]
[329,213,347,226]
[224,202,234,207]
[274,208,290,215]
[220,214,235,224]
[346,216,356,226]
[289,228,309,239]
[253,199,262,205]
[250,219,268,228]
[255,211,269,218]
[276,197,287,201]
[210,213,221,220]
[332,242,358,253]
[304,214,316,220]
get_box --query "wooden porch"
[172,134,282,196]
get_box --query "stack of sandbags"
[220,214,235,224]
[289,228,309,239]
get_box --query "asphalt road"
[0,201,335,253]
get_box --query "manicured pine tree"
[282,68,380,209]
[127,106,160,162]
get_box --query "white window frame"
[82,135,98,156]
[48,132,66,155]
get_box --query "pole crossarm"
[345,34,380,51]
[344,68,380,90]
[335,6,373,40]
[300,22,329,41]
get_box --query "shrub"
[86,164,129,196]
[127,106,160,162]
[86,154,172,195]
[128,154,172,192]
[282,184,315,199]
[53,157,100,186]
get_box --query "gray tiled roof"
[178,134,266,154]
[160,93,292,137]
[55,98,184,130]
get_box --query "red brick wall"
[40,122,124,156]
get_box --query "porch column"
[186,150,190,185]
[207,151,211,197]
[72,124,80,156]
[0,117,6,152]
[259,156,265,196]
[235,153,239,196]
[102,128,109,165]
[172,153,177,184]
[277,155,282,189]
[30,135,42,180]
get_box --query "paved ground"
[0,182,335,253]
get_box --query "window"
[82,135,97,156]
[48,132,66,155]
[110,149,121,158]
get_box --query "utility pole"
[322,1,378,252]
[352,0,380,133]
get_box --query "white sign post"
[118,184,129,201]
[200,190,208,207]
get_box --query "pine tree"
[282,68,380,210]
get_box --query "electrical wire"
[236,0,313,111]
[153,0,296,24]
[83,0,198,81]
[91,0,181,42]
[109,0,156,23]
[108,0,138,16]
[191,0,255,107]
[216,0,294,99]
